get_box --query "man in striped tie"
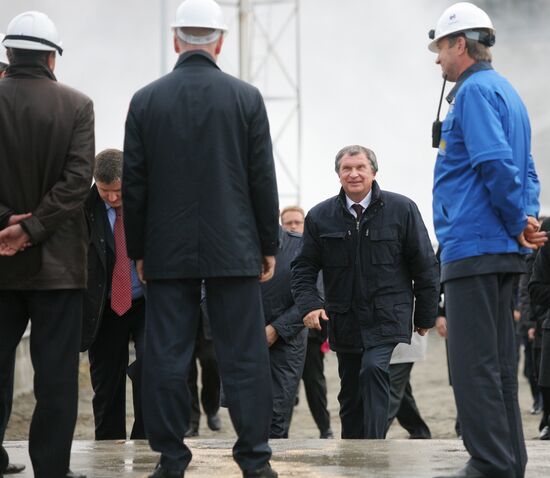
[82,149,146,441]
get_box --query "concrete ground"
[4,438,550,477]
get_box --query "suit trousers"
[301,338,331,435]
[445,273,527,478]
[88,298,145,440]
[187,328,220,431]
[269,329,307,438]
[0,289,82,478]
[387,362,431,438]
[143,277,272,473]
[336,342,396,438]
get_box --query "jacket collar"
[446,60,492,104]
[5,62,57,81]
[174,50,220,71]
[337,180,382,213]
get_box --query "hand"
[414,326,430,336]
[259,255,275,283]
[513,309,521,322]
[528,327,535,341]
[265,324,278,347]
[7,212,32,226]
[435,315,447,338]
[517,216,547,249]
[303,308,329,330]
[136,259,146,283]
[0,224,31,256]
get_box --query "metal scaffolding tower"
[225,0,302,204]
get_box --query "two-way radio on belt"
[432,76,447,148]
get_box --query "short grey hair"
[448,30,492,62]
[334,145,378,173]
[94,149,123,184]
[176,27,221,45]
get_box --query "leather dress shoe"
[540,425,550,440]
[434,464,486,478]
[65,470,86,478]
[207,413,221,431]
[148,463,184,478]
[242,463,278,478]
[320,429,333,439]
[3,463,25,475]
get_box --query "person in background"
[281,206,333,439]
[82,149,146,441]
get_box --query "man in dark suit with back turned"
[82,149,146,441]
[0,11,94,478]
[122,1,279,477]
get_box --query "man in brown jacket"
[0,11,94,478]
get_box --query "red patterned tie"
[111,207,132,316]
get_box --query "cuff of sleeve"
[506,217,528,238]
[20,216,47,243]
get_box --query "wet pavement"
[4,439,550,477]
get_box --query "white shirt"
[345,190,372,218]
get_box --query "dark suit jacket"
[0,63,94,289]
[81,185,113,351]
[122,50,279,279]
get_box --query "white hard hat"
[172,0,228,32]
[0,33,8,66]
[428,2,494,52]
[2,11,63,55]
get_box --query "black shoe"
[3,462,25,475]
[434,464,486,478]
[320,429,333,439]
[66,470,86,478]
[243,463,278,477]
[540,426,550,440]
[148,463,184,478]
[184,427,199,438]
[207,413,221,431]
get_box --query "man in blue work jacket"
[428,3,547,478]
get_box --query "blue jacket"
[433,66,540,265]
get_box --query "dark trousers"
[336,343,396,438]
[0,290,82,478]
[269,329,307,438]
[187,329,220,431]
[88,298,145,440]
[301,338,331,435]
[387,362,431,438]
[446,274,527,478]
[143,278,272,473]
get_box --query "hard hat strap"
[4,34,63,55]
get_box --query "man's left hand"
[136,259,146,283]
[414,326,430,336]
[265,324,278,347]
[517,216,548,249]
[0,224,31,256]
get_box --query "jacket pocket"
[374,294,412,337]
[370,227,399,265]
[320,231,349,267]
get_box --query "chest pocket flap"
[320,231,349,267]
[370,227,399,265]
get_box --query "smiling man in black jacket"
[291,145,439,439]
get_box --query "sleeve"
[460,85,527,237]
[0,204,14,230]
[247,91,279,256]
[403,201,440,329]
[270,304,305,342]
[529,244,550,309]
[290,214,324,317]
[525,153,540,218]
[122,98,148,260]
[19,100,95,243]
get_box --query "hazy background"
[2,0,549,240]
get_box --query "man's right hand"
[259,255,275,283]
[435,315,448,338]
[303,308,329,330]
[517,216,548,250]
[7,212,32,226]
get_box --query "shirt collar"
[446,61,493,104]
[345,190,372,213]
